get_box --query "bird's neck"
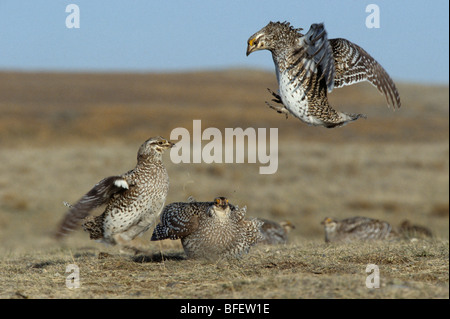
[271,46,298,74]
[137,153,163,167]
[213,207,230,220]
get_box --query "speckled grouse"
[321,216,399,243]
[257,218,295,245]
[151,197,263,259]
[55,136,174,247]
[247,21,401,128]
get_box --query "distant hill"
[0,70,448,146]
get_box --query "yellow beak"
[246,38,256,56]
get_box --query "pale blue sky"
[0,0,448,84]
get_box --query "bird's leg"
[266,88,289,119]
[266,101,290,119]
[267,87,283,104]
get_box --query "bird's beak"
[246,45,252,56]
[161,138,176,149]
[167,141,176,148]
[246,38,256,56]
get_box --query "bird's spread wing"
[291,23,335,92]
[151,203,203,240]
[55,176,130,238]
[156,214,199,240]
[330,38,401,108]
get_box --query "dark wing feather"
[330,38,401,108]
[151,215,199,241]
[296,23,335,91]
[151,200,241,241]
[151,202,204,241]
[54,176,129,239]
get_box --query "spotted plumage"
[151,197,263,259]
[55,136,174,247]
[321,216,399,243]
[247,21,401,128]
[257,219,295,245]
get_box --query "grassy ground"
[1,240,448,299]
[0,70,448,299]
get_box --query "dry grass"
[1,241,448,299]
[0,70,448,299]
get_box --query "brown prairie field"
[0,70,448,299]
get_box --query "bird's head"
[280,220,296,232]
[214,196,229,209]
[208,196,231,219]
[137,136,175,161]
[246,30,268,56]
[321,217,338,231]
[246,21,303,56]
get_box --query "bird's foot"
[267,87,283,104]
[266,88,289,118]
[265,101,289,119]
